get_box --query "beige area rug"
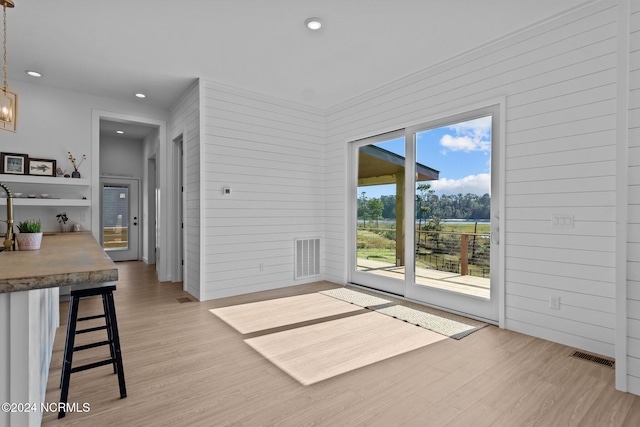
[320,287,488,339]
[244,311,446,385]
[209,293,363,334]
[209,291,447,385]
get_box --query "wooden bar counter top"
[0,232,118,293]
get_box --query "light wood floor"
[42,261,640,426]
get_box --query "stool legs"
[102,294,117,374]
[58,286,126,419]
[106,291,127,399]
[59,295,80,406]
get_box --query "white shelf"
[0,174,89,186]
[0,198,90,207]
[0,174,90,208]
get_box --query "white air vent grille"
[295,237,320,279]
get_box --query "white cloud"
[447,116,492,135]
[440,135,490,152]
[429,173,490,196]
[439,115,492,153]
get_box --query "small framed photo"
[28,158,57,177]
[0,152,28,175]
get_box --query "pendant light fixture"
[0,0,16,133]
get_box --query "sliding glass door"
[350,131,407,295]
[349,105,501,322]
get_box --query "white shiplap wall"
[199,80,326,300]
[325,1,618,356]
[627,0,640,395]
[169,80,201,299]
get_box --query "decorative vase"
[16,232,43,251]
[71,171,81,178]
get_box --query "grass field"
[434,222,490,234]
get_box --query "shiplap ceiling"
[12,0,590,110]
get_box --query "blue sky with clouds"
[359,115,492,198]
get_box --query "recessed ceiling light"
[135,93,146,98]
[26,70,42,78]
[304,17,323,31]
[116,130,124,134]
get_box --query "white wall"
[325,1,619,357]
[0,80,168,234]
[198,80,326,300]
[100,136,144,178]
[627,0,640,395]
[169,80,201,298]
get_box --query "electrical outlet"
[549,296,560,310]
[79,212,86,222]
[552,214,574,229]
[259,263,264,272]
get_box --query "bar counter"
[0,233,117,427]
[0,232,118,293]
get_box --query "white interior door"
[101,177,140,261]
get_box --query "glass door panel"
[351,133,407,295]
[103,185,130,251]
[406,110,499,322]
[413,115,492,299]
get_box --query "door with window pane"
[101,177,140,261]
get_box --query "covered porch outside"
[357,145,490,299]
[357,256,490,299]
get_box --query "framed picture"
[0,152,28,175]
[28,158,57,177]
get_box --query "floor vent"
[176,297,192,304]
[295,237,320,279]
[571,351,615,368]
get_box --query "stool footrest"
[70,358,115,373]
[74,340,111,352]
[77,325,108,334]
[78,314,106,321]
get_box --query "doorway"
[101,177,140,261]
[349,104,502,322]
[92,110,172,280]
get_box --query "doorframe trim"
[91,109,169,279]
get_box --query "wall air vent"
[295,237,320,279]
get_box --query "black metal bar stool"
[59,284,126,418]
